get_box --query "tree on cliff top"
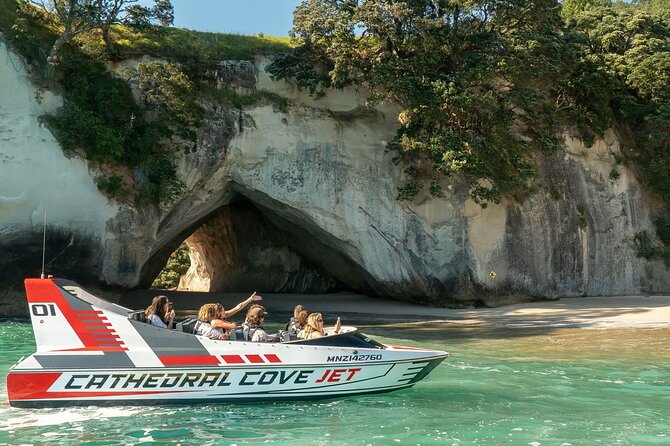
[25,0,174,63]
[268,0,670,209]
[25,0,98,63]
[269,0,572,205]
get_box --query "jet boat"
[7,278,449,407]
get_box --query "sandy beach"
[120,290,670,328]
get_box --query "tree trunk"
[102,25,117,58]
[48,31,71,67]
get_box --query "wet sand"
[120,290,670,328]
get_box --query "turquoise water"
[1,320,669,445]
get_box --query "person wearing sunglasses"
[300,313,341,339]
[144,295,175,329]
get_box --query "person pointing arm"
[223,292,262,319]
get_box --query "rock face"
[0,42,118,315]
[0,42,668,316]
[178,201,341,293]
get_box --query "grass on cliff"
[0,0,291,65]
[112,26,291,60]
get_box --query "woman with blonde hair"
[195,292,263,340]
[194,303,227,340]
[300,313,341,339]
[301,313,324,339]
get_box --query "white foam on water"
[0,407,146,430]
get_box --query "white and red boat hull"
[7,278,448,407]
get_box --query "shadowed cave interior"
[141,195,376,295]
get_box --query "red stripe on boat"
[7,372,190,401]
[159,355,220,366]
[8,375,179,402]
[245,354,264,363]
[264,354,282,363]
[220,355,245,364]
[24,280,127,351]
[7,372,61,401]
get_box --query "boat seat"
[176,317,198,334]
[228,328,246,341]
[283,332,300,342]
[128,310,146,323]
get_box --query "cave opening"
[145,195,374,296]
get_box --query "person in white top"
[242,305,269,342]
[144,295,175,329]
[195,293,263,340]
[195,303,227,340]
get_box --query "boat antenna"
[40,210,47,279]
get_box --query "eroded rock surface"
[1,44,668,316]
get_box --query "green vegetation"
[200,83,289,112]
[267,0,670,259]
[576,203,588,229]
[657,217,670,245]
[152,243,191,289]
[634,231,670,265]
[268,0,575,206]
[2,0,669,263]
[268,0,669,205]
[96,174,123,197]
[22,0,173,63]
[113,26,290,66]
[0,0,291,204]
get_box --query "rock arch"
[138,191,379,295]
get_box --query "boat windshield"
[295,331,385,349]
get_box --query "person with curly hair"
[194,303,228,340]
[194,292,263,340]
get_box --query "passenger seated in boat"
[299,313,341,339]
[194,292,263,340]
[286,305,308,333]
[194,303,228,340]
[145,295,175,329]
[242,305,268,342]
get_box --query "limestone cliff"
[0,42,668,316]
